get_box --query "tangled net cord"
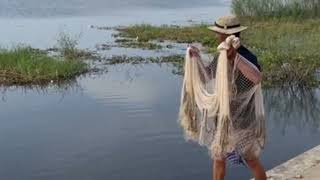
[178,35,265,159]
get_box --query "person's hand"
[222,35,240,60]
[217,41,230,51]
[227,46,237,61]
[226,35,241,50]
[217,41,236,61]
[232,37,241,49]
[226,35,236,45]
[187,45,200,58]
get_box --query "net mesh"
[178,39,266,160]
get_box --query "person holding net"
[178,15,267,180]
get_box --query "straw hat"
[208,15,247,35]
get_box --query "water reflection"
[0,80,82,102]
[265,87,320,134]
[104,62,320,133]
[1,62,319,135]
[0,63,320,180]
[98,62,320,135]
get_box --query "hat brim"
[207,26,247,34]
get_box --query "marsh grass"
[232,0,320,19]
[114,24,218,52]
[115,19,320,87]
[241,18,320,86]
[56,31,96,60]
[0,46,88,85]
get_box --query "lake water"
[0,64,320,180]
[0,0,229,49]
[0,0,228,18]
[0,1,320,180]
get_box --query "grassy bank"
[232,0,320,19]
[114,18,320,87]
[0,47,88,85]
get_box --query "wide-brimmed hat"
[208,15,247,35]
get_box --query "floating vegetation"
[104,54,184,65]
[115,39,163,50]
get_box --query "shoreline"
[260,145,320,180]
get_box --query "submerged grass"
[0,47,88,85]
[114,38,162,50]
[104,55,184,77]
[114,19,320,87]
[114,24,217,52]
[105,54,184,65]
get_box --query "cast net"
[178,36,266,160]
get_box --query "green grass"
[232,0,320,19]
[114,19,320,87]
[241,18,320,87]
[114,24,218,52]
[0,47,88,85]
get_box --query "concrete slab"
[251,145,320,180]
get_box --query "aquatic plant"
[0,46,87,85]
[55,31,97,60]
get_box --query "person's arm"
[234,52,262,84]
[227,44,262,84]
[225,36,262,85]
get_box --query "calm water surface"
[0,0,229,49]
[0,64,319,180]
[0,0,319,179]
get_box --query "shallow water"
[0,64,319,180]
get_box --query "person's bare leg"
[246,157,267,180]
[213,159,226,180]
